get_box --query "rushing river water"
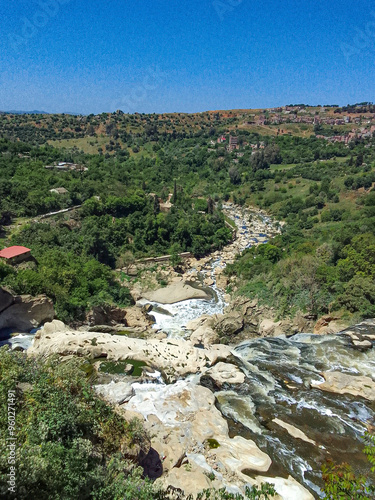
[148,294,375,496]
[144,206,375,497]
[218,328,375,496]
[145,205,279,337]
[141,258,227,337]
[0,328,38,350]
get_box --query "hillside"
[0,104,374,154]
[0,104,375,325]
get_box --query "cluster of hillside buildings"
[217,135,243,152]
[214,135,269,154]
[316,126,375,144]
[230,106,375,130]
[215,123,375,150]
[45,162,88,172]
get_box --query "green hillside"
[1,105,375,323]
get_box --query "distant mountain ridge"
[1,110,50,115]
[0,110,81,115]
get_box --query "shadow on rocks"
[142,447,163,479]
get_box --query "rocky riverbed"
[6,204,375,498]
[28,318,375,499]
[135,203,286,340]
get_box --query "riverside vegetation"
[1,107,375,498]
[0,347,278,500]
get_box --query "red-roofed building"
[0,246,32,264]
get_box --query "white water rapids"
[142,204,279,337]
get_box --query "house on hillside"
[0,246,32,265]
[159,193,174,213]
[49,187,69,195]
[45,162,88,172]
[228,136,239,151]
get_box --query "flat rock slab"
[312,371,375,401]
[273,418,316,446]
[143,281,210,304]
[28,320,232,382]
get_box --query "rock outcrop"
[28,320,232,382]
[213,311,244,337]
[312,371,375,401]
[210,297,317,343]
[143,281,210,304]
[0,287,14,314]
[118,380,312,500]
[253,475,314,500]
[123,381,272,494]
[0,291,54,331]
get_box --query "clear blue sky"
[1,0,374,114]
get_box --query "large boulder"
[86,305,154,330]
[186,315,211,331]
[314,315,347,335]
[190,324,219,347]
[213,311,244,337]
[143,281,210,304]
[95,381,134,405]
[0,294,54,331]
[86,305,126,326]
[203,362,245,387]
[124,306,155,329]
[254,475,314,500]
[258,318,295,337]
[259,318,281,337]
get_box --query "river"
[145,203,281,338]
[5,203,375,497]
[141,204,375,497]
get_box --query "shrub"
[0,349,154,500]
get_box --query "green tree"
[229,166,241,185]
[322,433,375,499]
